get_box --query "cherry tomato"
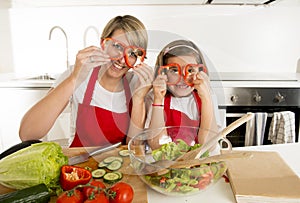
[83,179,106,199]
[84,193,109,203]
[109,182,134,203]
[56,189,84,203]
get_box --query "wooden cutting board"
[0,146,148,203]
[226,151,300,202]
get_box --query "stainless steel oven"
[212,73,300,147]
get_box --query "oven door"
[224,106,299,147]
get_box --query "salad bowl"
[127,126,230,196]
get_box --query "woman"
[146,39,221,150]
[19,15,153,147]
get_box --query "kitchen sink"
[13,74,56,81]
[27,75,55,80]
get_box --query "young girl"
[19,15,153,147]
[146,40,221,150]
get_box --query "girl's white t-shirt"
[144,91,222,129]
[53,68,137,144]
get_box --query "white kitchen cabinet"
[8,0,207,8]
[0,87,71,153]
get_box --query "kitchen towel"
[268,111,296,144]
[255,112,268,145]
[244,112,267,146]
[244,114,255,146]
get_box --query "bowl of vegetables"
[127,126,230,196]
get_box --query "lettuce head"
[0,142,68,194]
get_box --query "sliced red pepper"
[60,165,92,191]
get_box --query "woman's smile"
[111,61,125,71]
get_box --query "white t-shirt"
[145,91,222,129]
[53,68,137,144]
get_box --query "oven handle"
[226,113,273,117]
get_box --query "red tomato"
[56,189,84,203]
[109,182,134,203]
[84,193,109,203]
[83,179,106,199]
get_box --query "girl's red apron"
[164,91,202,145]
[70,67,131,147]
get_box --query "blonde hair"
[101,15,148,50]
[154,40,208,78]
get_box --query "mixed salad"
[151,139,208,161]
[143,140,227,195]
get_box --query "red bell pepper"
[60,165,92,191]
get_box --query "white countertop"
[147,143,300,203]
[0,72,56,88]
[0,72,299,88]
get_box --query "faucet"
[83,26,100,47]
[49,26,70,70]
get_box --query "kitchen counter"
[0,143,299,202]
[0,72,56,88]
[148,142,300,203]
[0,72,299,88]
[210,72,300,88]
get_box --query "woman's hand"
[70,46,111,88]
[152,74,168,104]
[131,62,154,100]
[192,71,212,99]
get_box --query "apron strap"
[82,67,132,114]
[123,77,132,116]
[192,90,202,119]
[82,67,100,105]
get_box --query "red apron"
[70,67,131,147]
[164,91,201,145]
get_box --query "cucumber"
[92,169,106,179]
[98,161,108,168]
[103,172,120,184]
[103,156,123,164]
[118,149,130,157]
[107,160,122,171]
[113,171,123,180]
[0,183,50,203]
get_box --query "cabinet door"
[0,88,70,152]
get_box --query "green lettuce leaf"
[0,142,68,194]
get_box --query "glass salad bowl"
[128,126,231,196]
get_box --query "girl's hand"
[71,46,111,88]
[132,62,154,100]
[152,74,168,104]
[192,71,212,99]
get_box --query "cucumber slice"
[119,149,130,157]
[103,172,120,184]
[103,156,123,164]
[98,161,108,168]
[107,160,122,171]
[92,169,106,179]
[113,171,123,180]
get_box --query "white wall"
[2,2,300,74]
